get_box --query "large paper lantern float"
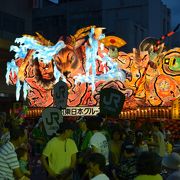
[6,26,129,108]
[122,38,180,109]
[5,26,180,113]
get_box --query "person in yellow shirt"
[41,120,78,178]
[134,151,163,180]
[166,141,173,154]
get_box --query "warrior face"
[38,59,54,80]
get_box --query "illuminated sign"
[62,106,100,116]
[42,107,63,135]
[100,88,125,117]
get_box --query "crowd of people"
[0,114,180,180]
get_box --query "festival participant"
[109,127,123,166]
[118,144,137,180]
[97,113,111,142]
[135,130,149,155]
[0,127,10,147]
[120,120,135,161]
[87,153,109,180]
[41,120,78,178]
[0,114,10,147]
[122,119,132,135]
[0,128,29,180]
[87,116,110,178]
[134,151,163,180]
[87,116,109,166]
[161,152,180,180]
[16,148,31,176]
[74,116,93,151]
[72,117,93,179]
[148,122,166,157]
[31,118,48,156]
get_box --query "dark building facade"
[0,0,32,110]
[32,0,171,51]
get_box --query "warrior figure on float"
[5,25,180,108]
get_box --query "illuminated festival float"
[5,25,180,138]
[5,26,179,111]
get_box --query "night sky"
[162,0,180,27]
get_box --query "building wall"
[0,0,32,41]
[0,0,32,96]
[32,0,102,41]
[148,0,170,37]
[32,0,171,51]
[170,32,180,49]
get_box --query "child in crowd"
[16,148,31,176]
[87,153,109,180]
